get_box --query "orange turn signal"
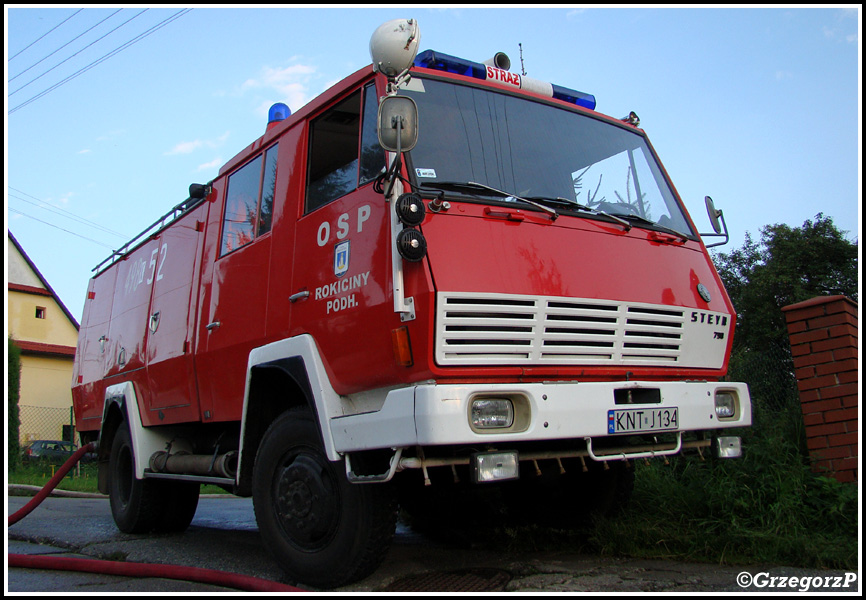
[391,326,413,367]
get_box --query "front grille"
[436,293,686,366]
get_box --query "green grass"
[584,398,858,569]
[9,461,101,493]
[8,461,229,495]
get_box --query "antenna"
[518,43,526,76]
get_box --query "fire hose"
[8,442,305,592]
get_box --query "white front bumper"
[329,380,751,454]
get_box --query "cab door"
[289,82,399,395]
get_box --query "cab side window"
[359,83,386,184]
[220,143,279,256]
[305,83,384,213]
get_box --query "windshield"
[400,76,694,237]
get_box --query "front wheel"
[252,410,396,588]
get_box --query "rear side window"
[220,143,279,256]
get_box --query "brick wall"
[782,295,858,483]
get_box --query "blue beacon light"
[267,103,291,130]
[413,49,596,111]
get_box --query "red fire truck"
[72,19,751,588]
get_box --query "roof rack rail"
[92,184,211,274]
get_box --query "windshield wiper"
[468,182,559,220]
[419,181,558,220]
[613,213,690,241]
[525,196,632,230]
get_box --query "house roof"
[14,340,77,358]
[7,231,80,331]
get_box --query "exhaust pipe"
[149,451,238,479]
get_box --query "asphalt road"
[6,489,860,593]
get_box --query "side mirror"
[378,95,418,153]
[705,196,722,234]
[701,195,729,248]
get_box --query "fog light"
[716,436,742,458]
[471,451,519,483]
[714,391,737,419]
[471,398,514,429]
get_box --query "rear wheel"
[108,422,199,533]
[252,410,396,588]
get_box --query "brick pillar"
[782,295,858,483]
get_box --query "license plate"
[608,407,678,434]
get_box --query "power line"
[8,208,116,250]
[9,8,193,115]
[9,8,124,83]
[7,8,83,62]
[9,8,149,97]
[8,186,131,240]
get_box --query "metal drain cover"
[381,568,511,592]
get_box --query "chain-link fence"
[726,342,799,412]
[18,405,76,447]
[724,340,808,458]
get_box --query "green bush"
[8,337,22,472]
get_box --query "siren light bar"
[413,49,596,111]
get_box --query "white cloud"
[166,140,204,155]
[165,131,230,156]
[40,191,74,207]
[240,62,318,112]
[96,129,125,142]
[197,157,223,172]
[822,12,858,44]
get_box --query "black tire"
[108,422,200,534]
[252,410,396,588]
[157,479,200,533]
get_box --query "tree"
[712,214,858,407]
[714,213,858,352]
[8,337,22,471]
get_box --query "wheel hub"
[284,480,313,518]
[274,454,337,547]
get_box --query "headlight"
[470,398,514,429]
[714,390,738,419]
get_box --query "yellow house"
[8,232,81,444]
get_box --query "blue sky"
[5,6,861,321]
